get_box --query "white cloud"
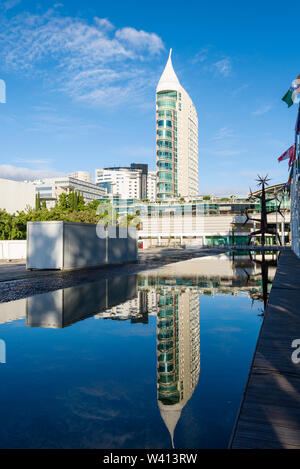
[212,126,235,141]
[0,11,165,107]
[115,27,164,55]
[14,158,53,165]
[191,48,209,64]
[94,17,115,31]
[252,104,272,116]
[209,149,241,157]
[0,164,63,181]
[2,0,21,11]
[232,83,249,96]
[206,126,240,158]
[213,58,232,77]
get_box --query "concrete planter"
[27,221,137,270]
[26,275,137,328]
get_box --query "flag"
[282,74,300,107]
[289,147,296,168]
[278,145,295,163]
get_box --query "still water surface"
[0,252,277,448]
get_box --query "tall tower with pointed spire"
[156,50,198,199]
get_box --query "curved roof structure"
[250,182,286,198]
[156,49,181,93]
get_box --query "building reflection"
[156,287,200,447]
[26,275,137,328]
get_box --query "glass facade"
[156,286,200,442]
[157,291,180,405]
[156,91,178,200]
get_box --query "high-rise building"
[95,163,155,200]
[156,50,198,199]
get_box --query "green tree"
[35,192,41,211]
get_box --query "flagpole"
[296,102,300,172]
[291,102,300,253]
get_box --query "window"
[157,140,172,149]
[158,183,173,192]
[158,162,173,170]
[157,100,176,109]
[158,110,172,118]
[158,172,172,181]
[157,91,177,98]
[157,120,172,128]
[157,151,172,160]
[157,130,172,138]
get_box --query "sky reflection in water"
[0,252,278,448]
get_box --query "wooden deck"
[231,248,300,449]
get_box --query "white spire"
[158,402,183,449]
[156,49,181,93]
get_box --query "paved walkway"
[231,248,300,449]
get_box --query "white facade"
[95,168,140,199]
[95,167,151,200]
[147,171,156,200]
[156,50,199,199]
[0,178,36,213]
[34,176,107,207]
[0,240,27,259]
[68,171,92,183]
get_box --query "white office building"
[68,171,92,183]
[34,176,107,207]
[156,50,199,199]
[95,164,154,200]
[147,171,156,200]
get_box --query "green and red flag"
[282,74,300,107]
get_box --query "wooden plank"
[231,249,300,449]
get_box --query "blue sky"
[0,0,299,195]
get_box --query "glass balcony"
[158,351,174,362]
[158,362,174,373]
[157,100,176,109]
[158,319,173,329]
[158,341,174,351]
[158,330,173,340]
[159,374,175,384]
[158,393,180,405]
[158,383,178,393]
[158,310,173,318]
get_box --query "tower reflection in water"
[156,287,200,448]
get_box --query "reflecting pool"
[0,251,278,448]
